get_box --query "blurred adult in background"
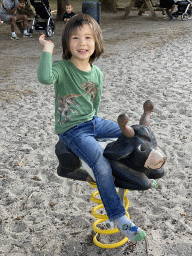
[0,0,32,39]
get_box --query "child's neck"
[70,58,92,72]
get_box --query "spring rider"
[55,100,166,248]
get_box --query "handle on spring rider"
[117,100,154,138]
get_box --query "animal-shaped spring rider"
[55,100,166,248]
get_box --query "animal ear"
[117,114,135,138]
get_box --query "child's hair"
[62,14,104,64]
[65,1,72,8]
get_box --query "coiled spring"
[89,182,130,249]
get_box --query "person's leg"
[59,122,125,220]
[91,117,146,240]
[59,120,146,241]
[10,16,16,33]
[16,14,28,30]
[93,116,122,139]
[93,117,146,240]
[9,15,19,39]
[16,14,31,37]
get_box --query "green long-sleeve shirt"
[37,52,103,134]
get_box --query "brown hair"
[62,14,104,64]
[65,1,72,8]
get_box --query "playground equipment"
[89,182,130,248]
[55,100,166,248]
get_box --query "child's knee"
[94,157,112,176]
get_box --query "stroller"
[172,0,192,20]
[28,0,55,36]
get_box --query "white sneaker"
[23,32,33,38]
[142,13,149,17]
[11,34,19,40]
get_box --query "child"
[37,14,146,242]
[62,2,75,23]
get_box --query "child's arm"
[39,34,54,55]
[37,35,57,85]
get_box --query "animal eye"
[138,145,146,151]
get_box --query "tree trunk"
[57,0,68,21]
[100,0,117,13]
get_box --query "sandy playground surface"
[0,2,192,255]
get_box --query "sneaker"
[142,13,149,17]
[11,34,19,40]
[23,32,33,38]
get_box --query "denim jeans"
[59,116,126,220]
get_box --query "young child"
[62,2,75,23]
[37,14,146,242]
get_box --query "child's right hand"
[39,34,55,54]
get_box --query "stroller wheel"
[182,13,188,21]
[45,26,53,37]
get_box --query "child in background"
[37,14,146,242]
[63,2,75,23]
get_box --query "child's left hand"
[39,34,55,54]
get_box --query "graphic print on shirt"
[57,81,98,125]
[81,81,98,101]
[58,94,81,124]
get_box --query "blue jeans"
[59,116,126,220]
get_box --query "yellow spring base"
[89,182,130,249]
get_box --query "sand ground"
[0,2,192,255]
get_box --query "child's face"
[69,24,95,63]
[66,5,72,13]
